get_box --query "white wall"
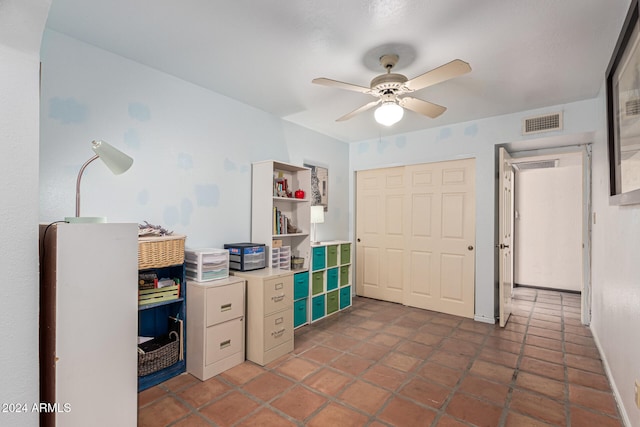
[0,1,50,426]
[591,82,640,427]
[21,6,640,427]
[514,164,583,291]
[39,30,349,248]
[350,99,600,322]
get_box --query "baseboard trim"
[591,325,631,427]
[474,314,495,324]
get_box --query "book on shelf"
[273,207,291,235]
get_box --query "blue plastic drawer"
[312,246,326,271]
[293,271,309,300]
[294,298,308,328]
[311,295,325,321]
[339,286,351,310]
[327,268,339,291]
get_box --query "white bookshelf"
[251,161,311,269]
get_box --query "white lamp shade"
[310,205,325,224]
[91,140,133,175]
[374,101,404,126]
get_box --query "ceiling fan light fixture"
[375,101,404,126]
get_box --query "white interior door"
[356,158,476,318]
[403,159,476,318]
[498,147,514,327]
[355,166,405,303]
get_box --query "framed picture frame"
[304,163,328,211]
[606,0,640,205]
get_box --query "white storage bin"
[185,248,229,281]
[279,246,291,270]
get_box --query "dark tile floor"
[138,287,624,426]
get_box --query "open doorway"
[501,143,592,325]
[512,151,584,293]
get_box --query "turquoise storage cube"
[327,268,338,291]
[339,286,351,309]
[312,295,325,321]
[312,246,326,271]
[293,271,309,300]
[294,298,308,328]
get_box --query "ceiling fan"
[312,54,471,126]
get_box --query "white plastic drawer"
[263,275,293,315]
[205,318,243,365]
[263,310,293,351]
[206,283,244,326]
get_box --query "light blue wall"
[1,1,50,425]
[349,99,600,321]
[39,30,349,248]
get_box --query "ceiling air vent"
[512,159,559,171]
[625,99,640,116]
[522,112,562,135]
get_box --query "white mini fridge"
[39,222,138,427]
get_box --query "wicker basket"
[138,332,180,377]
[138,235,185,269]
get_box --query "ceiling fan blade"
[399,97,447,119]
[312,77,371,94]
[336,99,381,122]
[405,59,471,91]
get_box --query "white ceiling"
[44,0,630,143]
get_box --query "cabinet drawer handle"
[271,328,286,337]
[271,294,285,302]
[220,303,232,312]
[220,339,231,349]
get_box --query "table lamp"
[65,140,133,223]
[310,205,325,244]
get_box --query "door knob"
[468,245,474,251]
[357,238,361,242]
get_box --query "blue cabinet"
[138,263,186,392]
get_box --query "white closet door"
[356,158,476,318]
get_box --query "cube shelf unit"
[251,160,311,270]
[309,241,352,324]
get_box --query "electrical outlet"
[636,380,640,408]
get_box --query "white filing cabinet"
[231,268,294,366]
[186,276,245,381]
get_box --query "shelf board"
[138,297,185,311]
[273,196,309,203]
[272,233,309,238]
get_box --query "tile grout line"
[497,289,537,427]
[561,292,572,427]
